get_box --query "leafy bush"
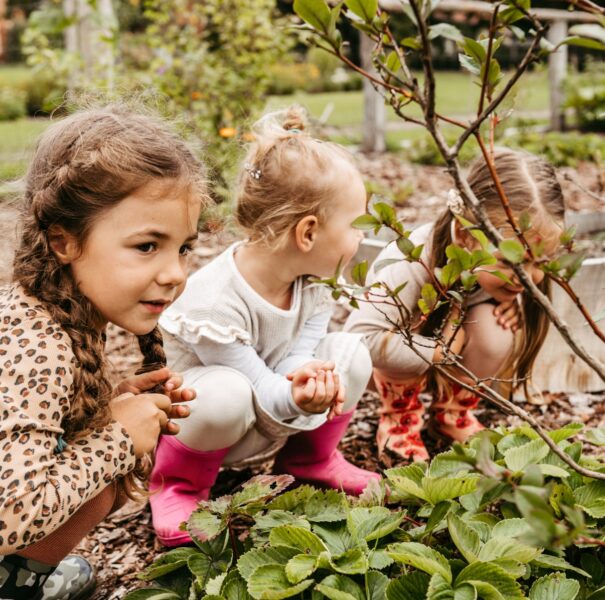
[267,62,322,96]
[566,62,605,132]
[126,425,605,599]
[0,87,26,121]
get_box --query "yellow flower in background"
[219,127,237,138]
[191,91,203,100]
[242,132,255,142]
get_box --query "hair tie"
[446,188,465,216]
[244,162,262,180]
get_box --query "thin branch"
[477,3,501,116]
[409,0,436,124]
[549,274,605,343]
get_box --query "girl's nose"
[157,257,187,287]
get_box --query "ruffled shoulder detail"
[160,312,252,346]
[302,278,334,314]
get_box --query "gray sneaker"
[39,556,96,600]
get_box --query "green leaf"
[503,439,549,471]
[293,0,332,33]
[187,509,225,543]
[189,551,232,591]
[574,481,605,518]
[532,555,590,578]
[387,572,430,600]
[397,236,415,257]
[562,36,605,51]
[238,547,299,581]
[456,562,523,599]
[352,214,380,230]
[285,554,317,584]
[461,37,486,62]
[429,23,463,43]
[469,228,490,252]
[420,283,438,312]
[427,572,455,599]
[385,50,401,74]
[386,464,428,500]
[231,475,295,509]
[351,260,368,286]
[548,423,583,443]
[368,549,394,570]
[367,571,390,600]
[425,501,453,535]
[373,202,397,225]
[344,0,377,23]
[315,574,365,600]
[439,262,462,287]
[306,489,348,522]
[498,239,525,264]
[347,506,404,541]
[478,538,541,564]
[123,590,182,600]
[328,548,369,575]
[221,570,253,600]
[313,523,355,554]
[491,518,531,539]
[423,475,480,504]
[269,525,327,555]
[529,572,580,600]
[518,211,531,233]
[139,547,200,581]
[585,428,605,446]
[374,258,401,273]
[387,542,452,583]
[247,564,314,599]
[446,245,472,270]
[447,514,481,563]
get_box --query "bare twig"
[563,173,605,204]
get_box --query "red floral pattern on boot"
[374,370,428,462]
[430,383,484,443]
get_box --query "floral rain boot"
[373,369,429,462]
[429,383,484,443]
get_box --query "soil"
[1,158,604,598]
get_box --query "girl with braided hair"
[0,104,207,599]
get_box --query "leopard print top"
[0,285,136,553]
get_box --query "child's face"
[68,179,201,334]
[308,167,367,277]
[469,223,561,303]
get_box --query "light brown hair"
[235,105,360,247]
[12,104,208,490]
[427,148,564,398]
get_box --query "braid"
[14,227,114,440]
[135,326,167,393]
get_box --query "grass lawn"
[0,66,550,184]
[267,69,550,128]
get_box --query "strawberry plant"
[126,425,605,599]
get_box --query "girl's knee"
[178,367,255,448]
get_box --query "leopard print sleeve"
[0,287,137,553]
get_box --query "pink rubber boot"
[149,435,230,547]
[273,410,380,496]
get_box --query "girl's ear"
[294,215,319,253]
[47,225,80,264]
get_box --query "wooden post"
[360,33,386,153]
[547,19,568,132]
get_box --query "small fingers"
[163,420,180,436]
[324,370,335,401]
[169,387,196,403]
[167,403,190,419]
[163,372,183,393]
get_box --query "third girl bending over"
[345,149,565,462]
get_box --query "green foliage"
[137,0,291,202]
[566,61,605,132]
[0,87,26,121]
[127,426,605,599]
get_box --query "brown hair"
[426,149,564,397]
[235,105,360,247]
[12,104,208,490]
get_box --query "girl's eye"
[137,242,156,254]
[180,244,193,256]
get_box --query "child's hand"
[116,367,194,414]
[287,361,345,418]
[110,392,181,457]
[494,298,521,332]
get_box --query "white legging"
[173,332,372,464]
[365,302,515,381]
